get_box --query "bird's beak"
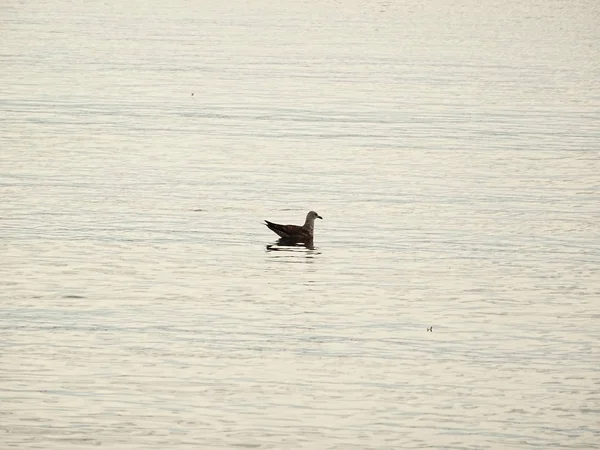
[317,215,323,220]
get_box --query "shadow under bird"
[264,211,323,242]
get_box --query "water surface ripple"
[1,0,599,449]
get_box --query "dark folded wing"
[264,220,306,239]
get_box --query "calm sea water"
[2,0,599,449]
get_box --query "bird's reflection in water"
[265,238,320,254]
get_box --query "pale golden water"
[1,0,599,449]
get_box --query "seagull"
[264,211,323,242]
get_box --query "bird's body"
[264,211,322,242]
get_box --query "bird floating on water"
[264,211,323,242]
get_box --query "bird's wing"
[264,221,306,238]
